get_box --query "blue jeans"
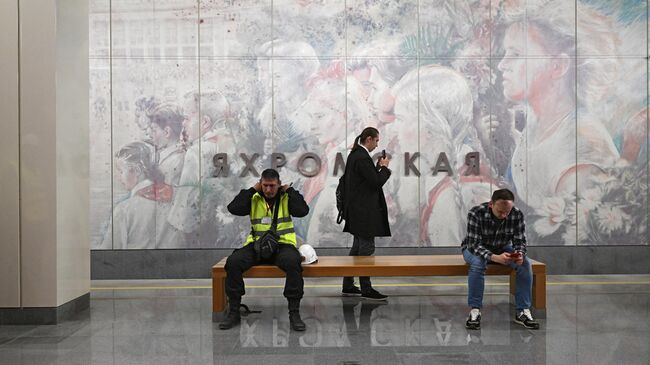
[463,245,532,311]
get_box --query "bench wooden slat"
[212,254,547,321]
[212,255,545,278]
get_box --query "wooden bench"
[212,255,546,321]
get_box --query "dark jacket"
[343,147,391,237]
[227,187,309,218]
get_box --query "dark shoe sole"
[342,292,362,296]
[291,324,306,331]
[514,319,540,330]
[218,317,241,330]
[361,296,388,301]
[219,323,239,330]
[342,287,362,296]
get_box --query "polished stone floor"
[0,275,649,365]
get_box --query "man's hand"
[378,157,390,168]
[508,251,524,265]
[280,184,290,192]
[490,252,511,265]
[253,181,261,192]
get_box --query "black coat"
[342,147,392,238]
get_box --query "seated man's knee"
[517,258,532,271]
[225,255,243,272]
[278,253,303,272]
[282,255,303,270]
[468,262,487,274]
[466,255,487,273]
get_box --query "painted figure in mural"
[387,65,492,246]
[255,40,320,154]
[133,96,159,140]
[249,41,322,245]
[462,188,540,330]
[471,92,520,178]
[89,0,648,252]
[167,90,241,247]
[107,141,185,249]
[341,127,391,301]
[498,1,620,243]
[220,168,309,331]
[348,41,417,130]
[290,74,351,247]
[147,103,185,186]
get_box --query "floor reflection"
[1,276,649,365]
[211,294,548,365]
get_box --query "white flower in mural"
[579,187,603,211]
[561,224,578,246]
[596,204,630,234]
[561,222,588,246]
[589,172,619,194]
[533,196,567,236]
[564,200,578,225]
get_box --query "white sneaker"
[466,308,481,330]
[514,308,540,329]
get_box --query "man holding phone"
[461,189,540,330]
[340,127,392,300]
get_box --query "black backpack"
[335,159,353,224]
[335,173,347,224]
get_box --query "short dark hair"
[260,168,280,182]
[148,103,184,138]
[491,188,515,202]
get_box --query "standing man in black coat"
[341,127,392,300]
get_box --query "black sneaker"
[218,310,241,330]
[466,309,481,330]
[289,311,306,331]
[342,286,362,296]
[361,288,388,301]
[514,309,540,330]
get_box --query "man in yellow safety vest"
[219,168,310,331]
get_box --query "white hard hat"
[298,244,318,264]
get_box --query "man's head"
[148,103,184,148]
[182,90,230,143]
[260,168,281,200]
[488,189,515,220]
[357,126,380,152]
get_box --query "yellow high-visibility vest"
[244,192,297,246]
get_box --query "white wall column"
[0,0,89,324]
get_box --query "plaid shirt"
[461,202,527,261]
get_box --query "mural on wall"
[89,0,648,249]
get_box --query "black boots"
[288,298,306,331]
[219,298,241,330]
[220,298,305,331]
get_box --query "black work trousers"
[342,235,376,292]
[224,243,304,301]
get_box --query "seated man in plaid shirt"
[461,188,540,330]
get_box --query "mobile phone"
[510,251,522,259]
[382,149,386,159]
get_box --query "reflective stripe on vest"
[244,192,297,246]
[250,217,292,225]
